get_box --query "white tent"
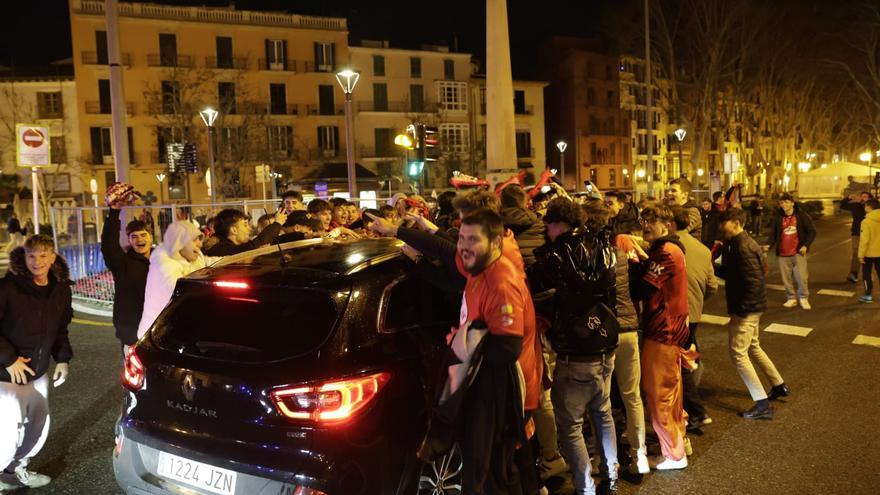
[799,161,874,199]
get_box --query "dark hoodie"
[765,204,816,256]
[102,208,150,345]
[500,206,544,267]
[0,247,73,383]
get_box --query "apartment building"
[347,42,472,188]
[0,67,83,215]
[471,76,548,180]
[539,37,630,191]
[69,0,351,202]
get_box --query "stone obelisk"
[485,0,518,185]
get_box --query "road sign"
[255,164,270,183]
[16,124,51,167]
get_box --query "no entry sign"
[16,124,51,166]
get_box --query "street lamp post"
[156,173,166,205]
[860,151,872,193]
[556,140,567,189]
[199,108,219,204]
[336,69,360,197]
[674,128,686,178]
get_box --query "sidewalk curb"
[72,301,113,318]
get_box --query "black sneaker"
[740,403,774,420]
[687,414,714,431]
[767,383,791,401]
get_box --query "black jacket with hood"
[717,231,768,316]
[500,206,544,267]
[204,222,283,256]
[765,204,816,256]
[0,248,74,382]
[101,208,150,345]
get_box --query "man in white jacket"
[136,221,221,339]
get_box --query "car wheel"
[417,444,462,494]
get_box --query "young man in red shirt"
[764,193,816,309]
[633,205,693,471]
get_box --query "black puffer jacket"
[0,248,73,382]
[101,209,150,345]
[717,231,767,316]
[501,206,544,267]
[612,245,639,331]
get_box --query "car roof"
[205,237,406,276]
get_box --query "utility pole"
[644,0,654,198]
[105,0,130,184]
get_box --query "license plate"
[157,451,237,495]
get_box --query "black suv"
[113,238,463,495]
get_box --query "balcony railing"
[239,101,268,114]
[85,101,135,114]
[37,108,64,119]
[268,103,302,116]
[302,61,335,73]
[514,105,534,115]
[357,101,412,113]
[205,56,248,69]
[81,51,132,66]
[257,59,299,71]
[309,148,342,160]
[147,54,195,68]
[305,104,344,116]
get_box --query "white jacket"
[136,221,220,338]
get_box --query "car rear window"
[150,286,343,362]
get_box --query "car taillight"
[213,280,249,290]
[292,487,328,495]
[123,346,145,391]
[270,371,391,425]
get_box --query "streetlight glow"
[674,128,686,142]
[696,168,704,177]
[335,69,360,94]
[860,151,872,163]
[636,169,646,178]
[394,133,413,149]
[556,141,568,153]
[199,107,218,127]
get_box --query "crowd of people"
[0,175,821,494]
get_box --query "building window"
[49,136,66,164]
[439,123,469,154]
[317,126,339,156]
[318,85,335,115]
[159,33,177,66]
[373,55,385,76]
[586,88,595,106]
[268,126,293,158]
[373,83,388,112]
[590,168,598,183]
[590,143,598,163]
[89,127,112,164]
[37,92,63,119]
[607,90,615,107]
[515,131,532,158]
[270,83,287,114]
[314,42,335,72]
[375,128,393,156]
[436,81,468,112]
[514,90,526,114]
[479,86,487,115]
[265,39,287,70]
[216,36,233,68]
[98,79,111,113]
[410,57,422,78]
[410,85,424,112]
[218,127,241,160]
[609,168,617,187]
[160,81,180,114]
[219,82,236,114]
[443,59,455,80]
[95,30,108,65]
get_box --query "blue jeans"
[551,355,618,495]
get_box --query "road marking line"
[817,289,855,297]
[700,314,731,326]
[853,335,880,348]
[72,318,113,327]
[764,323,813,337]
[766,284,786,291]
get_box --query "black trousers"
[681,323,707,418]
[863,257,880,295]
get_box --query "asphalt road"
[18,213,880,495]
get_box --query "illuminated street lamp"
[556,140,567,189]
[199,107,219,204]
[156,173,166,204]
[674,127,686,177]
[394,133,413,149]
[636,168,647,179]
[336,69,361,196]
[697,168,705,177]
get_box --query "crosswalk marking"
[700,314,731,326]
[766,284,786,291]
[817,289,855,297]
[764,323,813,337]
[852,335,880,348]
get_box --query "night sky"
[0,0,610,79]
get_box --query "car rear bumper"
[113,427,326,495]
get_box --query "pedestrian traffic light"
[407,160,424,178]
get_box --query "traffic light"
[423,125,440,162]
[407,159,424,178]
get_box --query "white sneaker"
[649,455,688,470]
[5,467,51,488]
[799,298,811,310]
[684,437,693,456]
[538,454,568,480]
[783,299,798,308]
[630,452,650,474]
